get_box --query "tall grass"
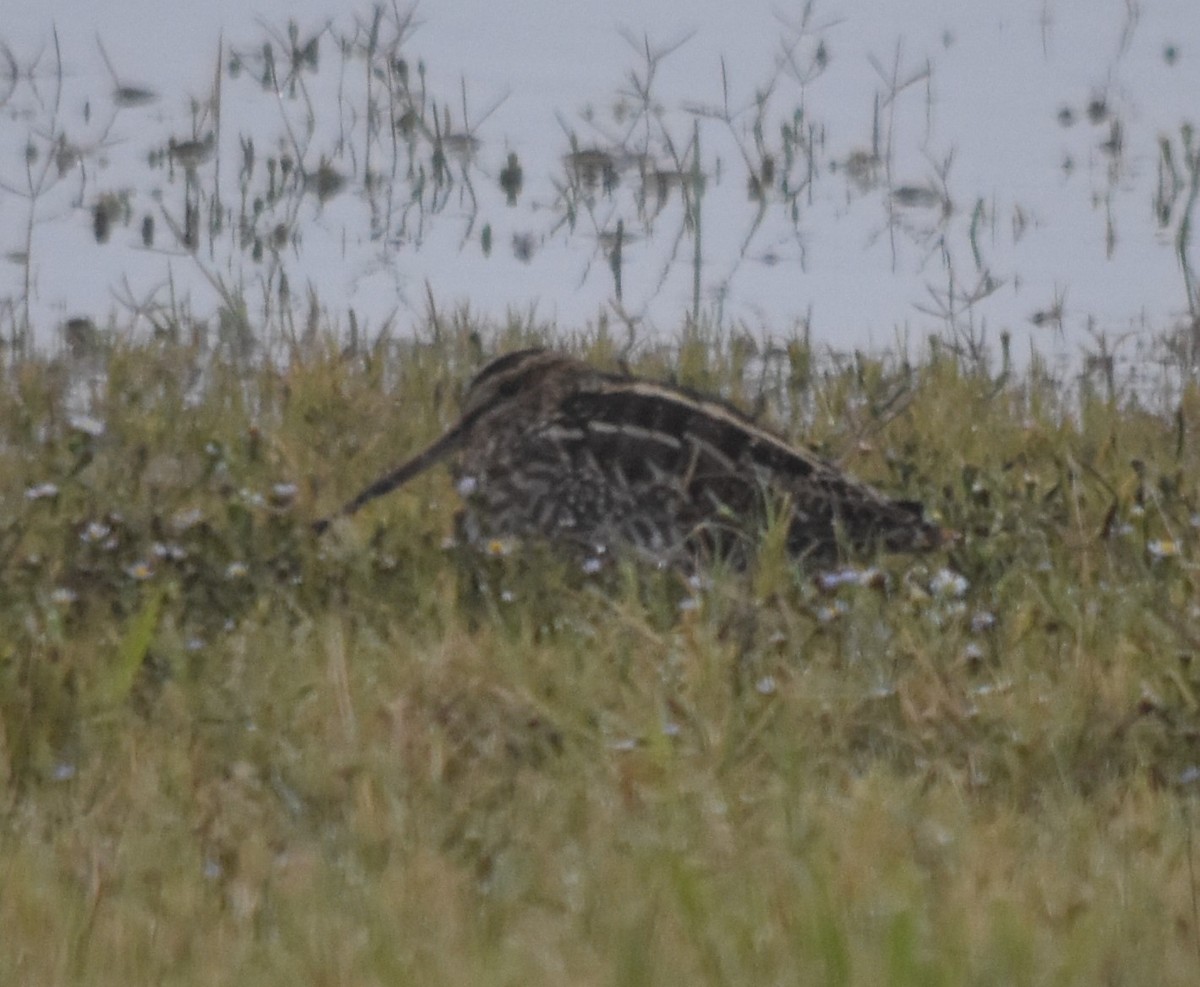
[1,321,1199,984]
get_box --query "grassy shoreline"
[2,323,1199,984]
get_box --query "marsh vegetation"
[2,3,1198,375]
[3,4,1200,984]
[0,322,1199,983]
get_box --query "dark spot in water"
[500,152,523,205]
[512,232,535,263]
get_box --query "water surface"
[3,0,1198,380]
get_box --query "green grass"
[2,320,1200,985]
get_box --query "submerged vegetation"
[3,3,1199,370]
[1,321,1200,983]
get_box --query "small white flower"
[270,482,298,506]
[68,414,105,437]
[970,610,997,633]
[456,475,479,496]
[25,482,59,501]
[225,561,250,579]
[81,521,111,543]
[125,560,154,580]
[170,508,205,533]
[929,568,969,598]
[817,569,855,592]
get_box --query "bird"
[313,348,947,567]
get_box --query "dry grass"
[2,322,1200,985]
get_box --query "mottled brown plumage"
[314,348,946,565]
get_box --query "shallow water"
[2,0,1198,381]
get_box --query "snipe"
[314,348,947,565]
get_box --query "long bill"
[312,416,473,534]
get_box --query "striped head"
[459,348,595,423]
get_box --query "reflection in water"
[0,2,1197,392]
